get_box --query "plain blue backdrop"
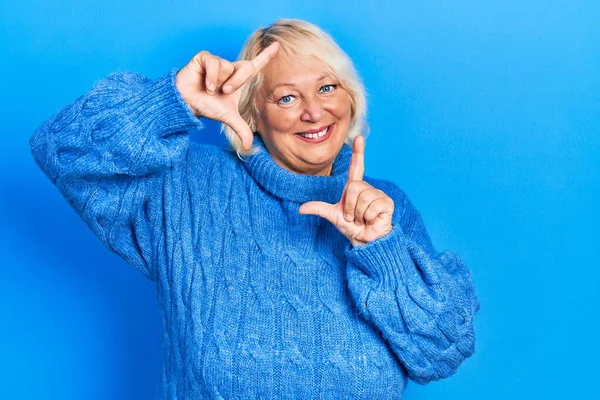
[1,1,598,399]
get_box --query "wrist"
[350,223,393,247]
[174,70,201,117]
[350,238,368,247]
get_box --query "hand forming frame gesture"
[299,136,395,247]
[175,42,280,151]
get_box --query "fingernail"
[208,82,215,92]
[344,213,352,221]
[223,85,232,94]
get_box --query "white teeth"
[299,126,329,139]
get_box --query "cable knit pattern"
[30,69,479,399]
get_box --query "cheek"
[264,108,301,131]
[329,97,353,123]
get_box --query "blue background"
[1,1,598,399]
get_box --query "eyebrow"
[270,74,330,91]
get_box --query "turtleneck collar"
[243,136,352,204]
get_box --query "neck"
[242,137,352,204]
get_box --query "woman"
[30,19,479,399]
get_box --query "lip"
[295,124,333,144]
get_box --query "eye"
[319,84,337,94]
[277,95,296,105]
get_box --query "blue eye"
[319,84,337,94]
[278,95,295,105]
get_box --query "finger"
[342,180,371,223]
[362,197,394,224]
[348,135,365,182]
[190,51,208,74]
[202,54,220,94]
[221,61,256,94]
[354,189,386,225]
[217,59,235,91]
[299,201,337,224]
[250,41,280,74]
[222,42,280,94]
[222,112,253,151]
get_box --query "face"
[255,54,353,176]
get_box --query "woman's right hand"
[175,42,279,151]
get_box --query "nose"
[300,96,325,123]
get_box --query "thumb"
[222,112,253,151]
[299,201,337,224]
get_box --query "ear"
[251,108,261,134]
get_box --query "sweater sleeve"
[29,69,203,280]
[345,185,479,384]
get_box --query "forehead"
[261,53,333,89]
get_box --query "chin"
[298,155,337,173]
[302,148,336,164]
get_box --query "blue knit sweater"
[30,69,479,399]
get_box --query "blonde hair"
[222,19,368,156]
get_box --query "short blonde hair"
[222,19,368,156]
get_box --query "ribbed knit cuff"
[128,68,203,136]
[345,226,412,290]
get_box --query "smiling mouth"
[295,124,333,143]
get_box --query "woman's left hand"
[299,136,394,247]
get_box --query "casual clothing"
[30,69,479,399]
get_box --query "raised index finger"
[222,42,280,94]
[250,41,280,74]
[348,135,365,182]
